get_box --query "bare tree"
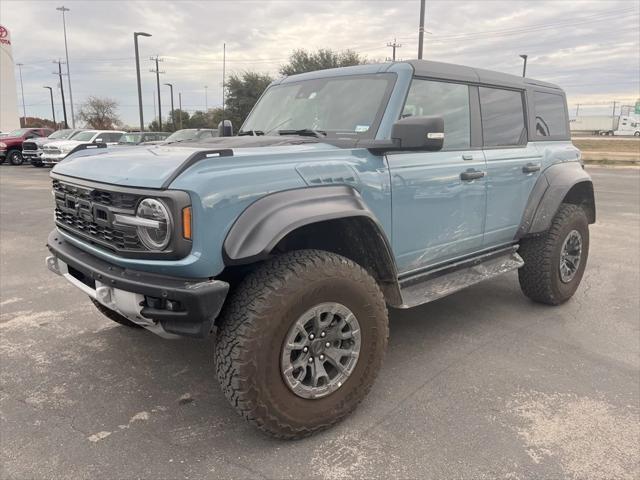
[77,96,120,129]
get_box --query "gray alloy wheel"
[8,150,23,166]
[281,302,361,399]
[559,229,583,283]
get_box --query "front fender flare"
[223,185,392,265]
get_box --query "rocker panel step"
[398,250,524,308]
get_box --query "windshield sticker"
[355,125,370,133]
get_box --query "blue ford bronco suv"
[46,60,595,438]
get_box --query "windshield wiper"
[278,128,327,138]
[238,130,265,136]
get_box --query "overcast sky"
[2,0,639,127]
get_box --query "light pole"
[57,6,75,127]
[418,0,426,59]
[16,63,26,126]
[43,86,56,127]
[164,83,175,131]
[178,92,183,129]
[204,85,208,111]
[134,32,152,132]
[520,54,528,77]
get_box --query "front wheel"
[8,150,23,166]
[215,250,388,439]
[518,204,589,305]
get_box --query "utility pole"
[53,60,68,128]
[152,89,156,126]
[43,86,56,127]
[164,83,175,131]
[16,63,26,127]
[386,38,402,61]
[204,85,208,111]
[134,32,152,132]
[150,56,164,130]
[221,43,226,132]
[178,92,183,129]
[57,6,75,127]
[575,104,580,117]
[418,0,426,59]
[520,54,528,77]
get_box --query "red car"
[0,127,54,165]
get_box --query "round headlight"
[136,198,172,250]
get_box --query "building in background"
[0,25,20,132]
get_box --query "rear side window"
[534,91,568,137]
[402,79,470,150]
[479,87,526,147]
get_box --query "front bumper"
[22,149,43,159]
[46,229,229,338]
[41,153,67,165]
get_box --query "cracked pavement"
[1,165,639,479]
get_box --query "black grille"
[52,179,144,252]
[52,179,138,210]
[22,141,37,151]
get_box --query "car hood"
[45,139,85,149]
[26,137,52,147]
[51,136,341,188]
[1,136,25,144]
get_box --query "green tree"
[225,71,273,128]
[77,96,120,129]
[279,49,365,76]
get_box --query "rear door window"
[402,79,471,150]
[533,92,568,137]
[479,87,526,147]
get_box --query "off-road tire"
[8,150,23,166]
[518,203,589,305]
[91,299,143,329]
[215,249,388,439]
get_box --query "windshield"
[120,133,143,144]
[241,73,395,138]
[7,128,31,137]
[71,131,98,142]
[48,129,74,140]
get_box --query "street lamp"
[56,6,75,127]
[134,32,152,131]
[164,83,175,131]
[519,54,528,77]
[43,86,56,127]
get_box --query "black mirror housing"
[218,120,233,137]
[391,116,444,151]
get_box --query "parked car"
[143,128,218,145]
[0,127,54,165]
[41,130,125,166]
[46,60,594,439]
[23,129,85,167]
[118,131,171,145]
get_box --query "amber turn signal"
[182,207,192,240]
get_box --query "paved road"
[1,165,638,480]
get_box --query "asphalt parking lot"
[1,165,639,480]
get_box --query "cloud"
[2,0,638,125]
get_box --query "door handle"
[462,153,474,161]
[460,169,486,181]
[522,163,541,174]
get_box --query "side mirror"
[218,120,233,137]
[391,116,444,151]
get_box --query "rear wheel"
[518,204,589,305]
[91,299,143,329]
[8,150,23,166]
[215,249,388,439]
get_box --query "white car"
[41,130,125,166]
